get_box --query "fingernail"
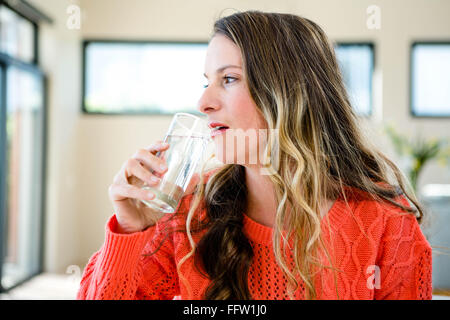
[150,176,160,183]
[159,164,167,171]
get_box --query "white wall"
[30,0,450,272]
[28,0,82,273]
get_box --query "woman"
[77,10,432,300]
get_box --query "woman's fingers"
[132,148,168,176]
[125,158,161,186]
[109,182,155,202]
[110,142,171,202]
[145,141,170,155]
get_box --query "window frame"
[0,0,46,65]
[0,56,6,294]
[0,1,49,293]
[410,41,450,119]
[334,41,376,118]
[81,39,209,116]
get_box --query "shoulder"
[372,196,432,292]
[356,190,425,244]
[375,196,430,253]
[339,187,429,251]
[335,186,423,240]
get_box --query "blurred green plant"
[384,124,450,192]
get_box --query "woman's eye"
[223,76,236,84]
[202,76,237,89]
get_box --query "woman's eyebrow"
[203,65,242,78]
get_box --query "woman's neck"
[244,166,278,228]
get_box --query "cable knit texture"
[77,171,432,300]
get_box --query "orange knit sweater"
[77,177,432,300]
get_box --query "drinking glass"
[140,112,212,214]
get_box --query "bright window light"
[83,41,208,114]
[411,43,450,117]
[335,43,374,116]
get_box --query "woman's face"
[197,34,267,167]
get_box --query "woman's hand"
[108,141,201,234]
[108,141,170,233]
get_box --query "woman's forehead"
[204,35,242,72]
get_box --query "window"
[334,43,374,117]
[0,5,36,64]
[83,41,208,115]
[411,42,450,117]
[0,2,48,292]
[2,66,45,289]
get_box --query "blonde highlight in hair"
[150,10,425,300]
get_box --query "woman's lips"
[211,127,229,138]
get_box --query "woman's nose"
[196,87,220,114]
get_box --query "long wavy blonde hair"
[152,10,424,300]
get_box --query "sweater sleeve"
[374,200,433,300]
[76,214,180,300]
